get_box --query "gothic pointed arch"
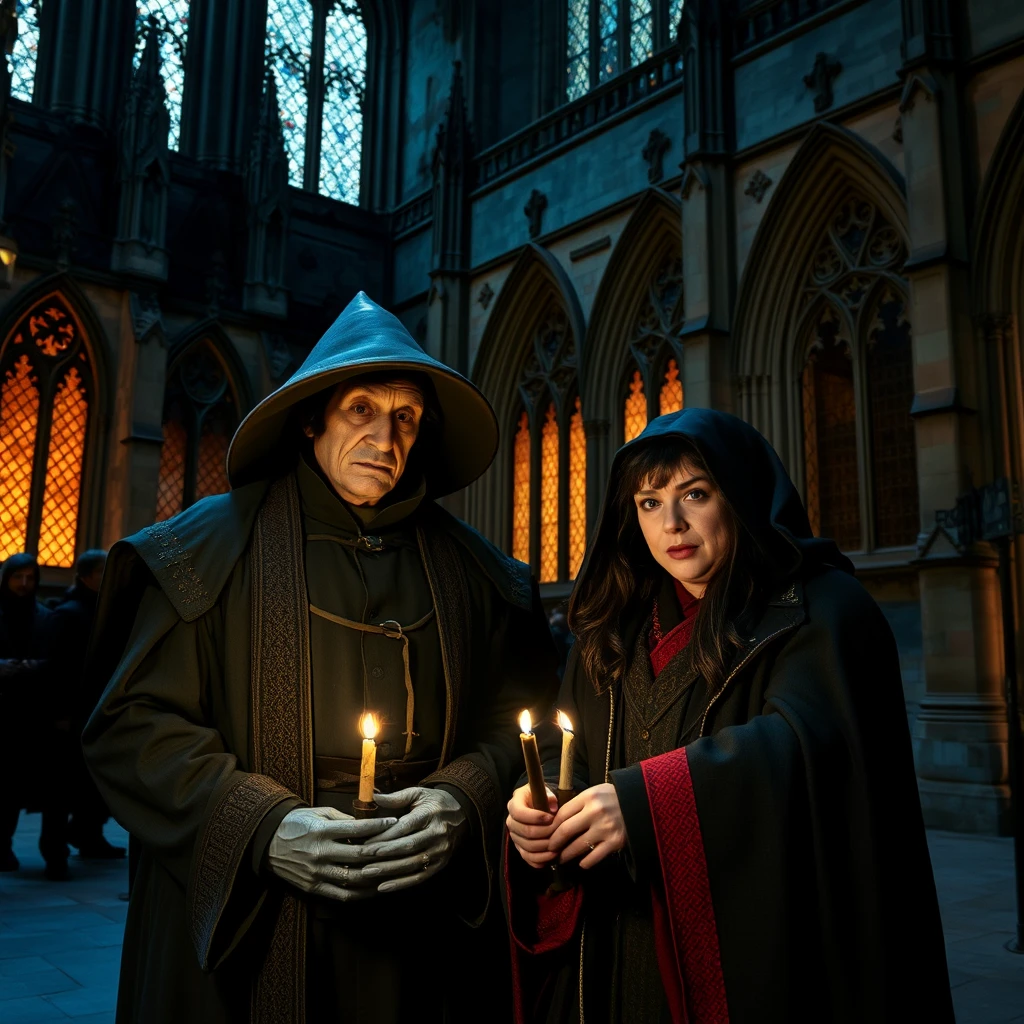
[732,123,916,553]
[0,275,112,566]
[156,321,253,521]
[583,187,683,475]
[467,244,586,580]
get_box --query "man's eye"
[351,404,369,415]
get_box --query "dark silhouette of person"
[0,553,52,874]
[42,549,125,862]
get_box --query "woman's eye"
[685,489,707,501]
[640,498,660,510]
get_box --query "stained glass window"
[266,0,314,189]
[10,0,41,102]
[155,418,187,522]
[134,1,191,150]
[155,339,238,521]
[801,308,860,550]
[659,358,683,415]
[569,397,586,578]
[868,288,918,547]
[37,367,88,568]
[669,0,685,37]
[540,404,560,583]
[320,3,366,204]
[0,293,94,566]
[629,0,654,65]
[624,370,647,442]
[512,411,531,564]
[0,356,40,559]
[598,0,619,83]
[799,193,915,552]
[566,0,590,102]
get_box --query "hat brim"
[227,358,499,498]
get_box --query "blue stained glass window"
[266,0,313,189]
[669,0,685,38]
[566,0,590,102]
[320,3,366,205]
[629,0,653,65]
[9,0,41,102]
[598,0,619,83]
[134,1,191,150]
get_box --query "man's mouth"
[354,461,393,475]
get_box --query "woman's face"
[633,460,732,598]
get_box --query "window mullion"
[304,0,329,192]
[619,0,630,69]
[529,408,542,576]
[557,404,570,582]
[589,0,601,91]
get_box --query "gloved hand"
[267,806,398,902]
[355,787,468,893]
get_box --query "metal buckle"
[359,534,384,552]
[378,619,403,640]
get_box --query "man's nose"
[368,413,395,450]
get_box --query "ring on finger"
[586,842,595,852]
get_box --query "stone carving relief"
[744,169,772,203]
[524,189,548,239]
[803,52,842,113]
[642,128,671,184]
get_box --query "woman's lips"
[666,544,698,560]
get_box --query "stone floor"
[1,816,1022,1021]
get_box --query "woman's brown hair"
[568,435,772,695]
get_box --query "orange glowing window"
[539,403,559,583]
[624,369,647,442]
[0,292,94,566]
[569,396,586,579]
[38,367,88,568]
[0,355,40,561]
[512,411,531,563]
[156,340,238,521]
[156,418,187,523]
[659,359,683,415]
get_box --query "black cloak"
[507,409,953,1024]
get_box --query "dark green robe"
[83,467,558,1024]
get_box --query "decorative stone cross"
[744,169,772,203]
[477,282,494,309]
[642,129,671,184]
[524,189,547,239]
[803,52,842,113]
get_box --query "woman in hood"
[504,409,953,1024]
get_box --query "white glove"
[354,787,468,893]
[267,806,397,902]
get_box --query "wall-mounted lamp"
[0,233,17,288]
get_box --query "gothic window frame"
[565,0,682,101]
[265,0,368,206]
[155,329,248,522]
[133,1,191,151]
[619,248,685,442]
[510,301,586,584]
[792,193,917,554]
[0,288,103,568]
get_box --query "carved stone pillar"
[177,0,267,171]
[243,71,289,318]
[118,291,169,536]
[111,20,170,281]
[678,0,734,413]
[34,0,134,131]
[898,9,1006,831]
[426,62,471,375]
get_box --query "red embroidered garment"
[649,579,701,677]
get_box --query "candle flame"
[518,709,533,734]
[557,710,574,733]
[361,713,378,740]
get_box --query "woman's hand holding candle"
[547,783,626,869]
[506,783,558,869]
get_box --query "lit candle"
[519,710,550,813]
[358,713,378,805]
[557,710,576,792]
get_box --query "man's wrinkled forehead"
[335,377,425,407]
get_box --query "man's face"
[6,567,36,598]
[306,379,425,506]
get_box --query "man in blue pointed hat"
[83,293,559,1024]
